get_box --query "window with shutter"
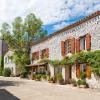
[86,64,91,79]
[80,36,86,51]
[76,64,80,78]
[61,41,66,57]
[41,48,49,59]
[80,64,86,72]
[66,40,71,54]
[71,38,75,54]
[86,34,91,51]
[32,52,39,61]
[76,38,80,52]
[41,49,46,59]
[46,48,49,58]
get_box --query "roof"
[31,11,100,46]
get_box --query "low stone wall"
[86,73,100,89]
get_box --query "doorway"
[65,66,72,80]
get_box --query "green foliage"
[71,51,100,76]
[63,56,74,65]
[3,68,11,77]
[20,66,29,78]
[38,58,50,64]
[72,52,87,64]
[42,74,47,80]
[35,74,42,81]
[50,60,61,67]
[77,79,86,86]
[88,50,100,76]
[0,56,4,68]
[0,13,47,75]
[49,56,74,67]
[0,67,3,76]
[41,51,100,76]
[72,79,77,86]
[48,76,56,83]
[55,72,63,81]
[80,72,86,80]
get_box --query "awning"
[26,62,47,67]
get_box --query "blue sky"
[0,0,100,34]
[43,15,85,34]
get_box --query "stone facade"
[31,11,100,88]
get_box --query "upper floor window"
[66,40,71,54]
[41,49,46,59]
[32,52,39,61]
[80,36,86,51]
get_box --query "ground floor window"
[36,67,46,74]
[80,64,86,73]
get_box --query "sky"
[0,0,100,34]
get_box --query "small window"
[66,40,71,54]
[80,64,86,73]
[41,49,46,59]
[80,37,86,51]
[33,52,39,60]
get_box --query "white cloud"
[53,22,70,30]
[0,0,99,29]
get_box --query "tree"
[0,13,47,75]
[24,13,47,46]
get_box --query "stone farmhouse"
[29,11,100,88]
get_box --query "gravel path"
[0,76,100,100]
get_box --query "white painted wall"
[4,51,17,76]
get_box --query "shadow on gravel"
[0,80,22,87]
[0,89,20,100]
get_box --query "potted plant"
[72,79,77,87]
[65,79,73,84]
[35,74,42,81]
[77,79,86,88]
[42,74,47,80]
[56,73,63,84]
[48,77,54,83]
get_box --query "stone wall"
[31,14,100,88]
[31,15,100,61]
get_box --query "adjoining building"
[29,11,100,88]
[4,50,20,76]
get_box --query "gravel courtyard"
[0,76,100,100]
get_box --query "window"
[32,52,39,60]
[80,37,86,51]
[66,40,71,54]
[41,49,46,59]
[80,64,86,73]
